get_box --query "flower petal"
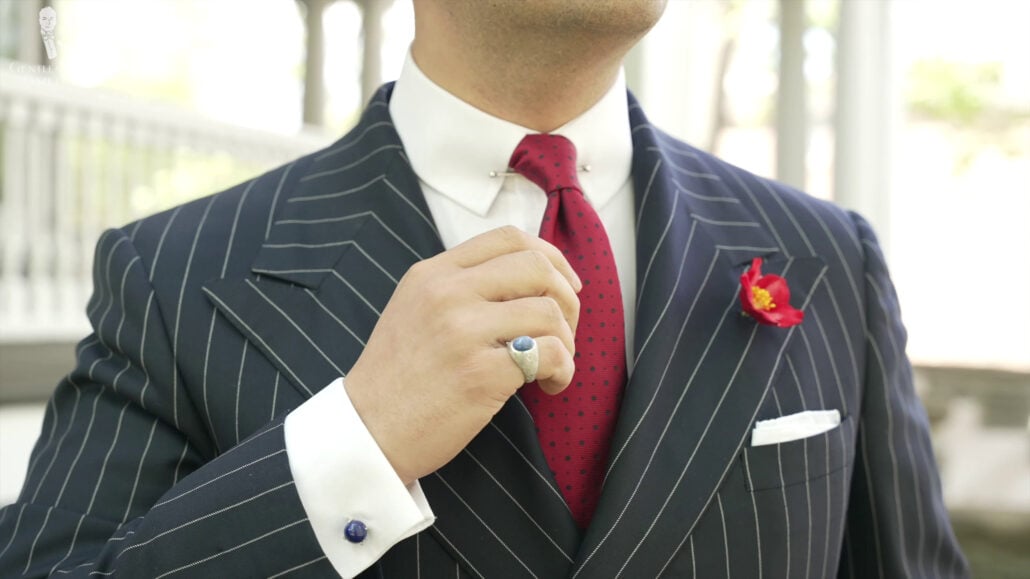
[774,308,805,327]
[742,258,762,287]
[759,275,791,304]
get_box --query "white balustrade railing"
[0,61,334,341]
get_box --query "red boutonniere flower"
[740,257,804,328]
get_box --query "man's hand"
[345,226,582,485]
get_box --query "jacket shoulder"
[656,129,863,261]
[115,151,318,283]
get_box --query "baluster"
[127,123,148,222]
[171,129,189,207]
[107,118,128,228]
[78,113,104,303]
[28,104,59,331]
[147,123,165,217]
[0,99,30,337]
[55,108,85,333]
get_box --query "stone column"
[776,0,807,190]
[834,0,895,251]
[301,0,328,127]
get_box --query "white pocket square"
[751,409,841,447]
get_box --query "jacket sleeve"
[837,213,969,578]
[0,228,332,578]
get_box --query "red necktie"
[510,134,627,529]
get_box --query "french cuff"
[284,378,435,578]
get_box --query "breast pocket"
[742,415,855,492]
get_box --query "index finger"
[445,226,582,292]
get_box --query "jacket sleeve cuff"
[284,378,435,578]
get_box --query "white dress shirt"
[284,51,637,578]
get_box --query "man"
[0,1,968,577]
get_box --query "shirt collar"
[389,51,633,217]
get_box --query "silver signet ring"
[507,336,539,384]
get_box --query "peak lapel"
[572,102,827,577]
[202,87,442,400]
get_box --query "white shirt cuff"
[284,377,435,578]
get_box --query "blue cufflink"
[344,519,368,544]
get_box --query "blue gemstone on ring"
[344,520,367,543]
[512,336,535,352]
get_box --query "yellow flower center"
[751,286,776,311]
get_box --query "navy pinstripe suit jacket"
[1,86,968,578]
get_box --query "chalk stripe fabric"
[0,86,968,578]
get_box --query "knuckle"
[560,356,576,383]
[404,260,431,283]
[496,225,527,250]
[542,298,564,326]
[559,347,576,375]
[546,339,575,382]
[440,309,467,336]
[421,276,452,306]
[543,338,562,365]
[560,274,581,313]
[526,250,552,277]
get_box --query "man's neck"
[410,19,629,133]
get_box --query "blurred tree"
[907,59,1004,126]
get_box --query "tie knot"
[509,133,582,195]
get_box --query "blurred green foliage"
[907,59,1004,125]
